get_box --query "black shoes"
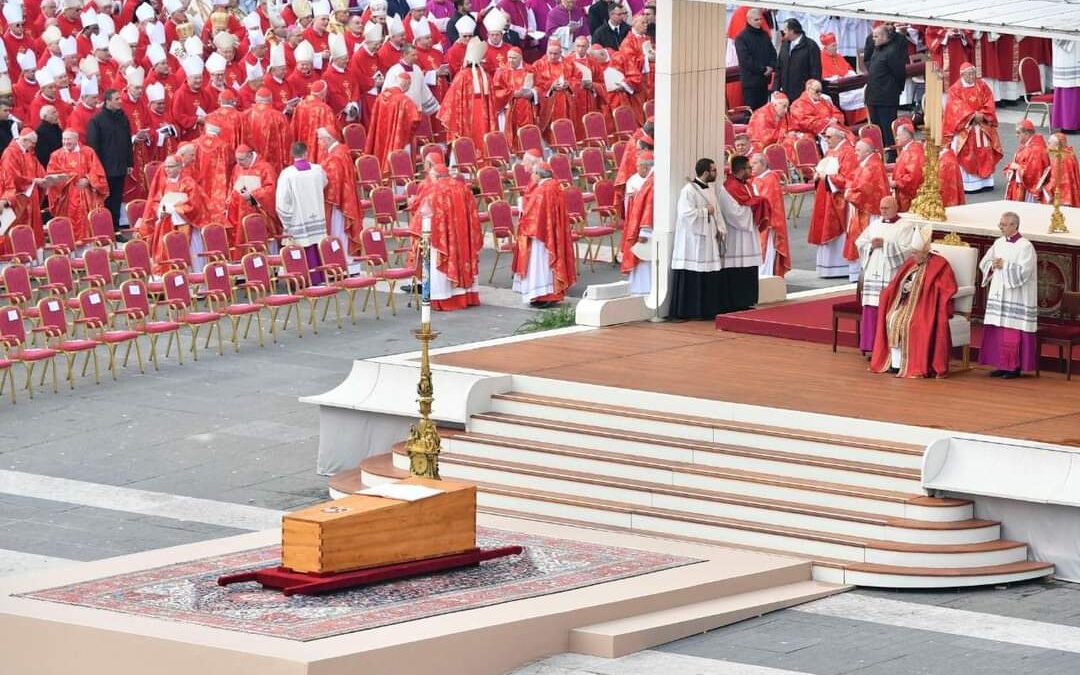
[990,370,1006,377]
[990,369,1021,379]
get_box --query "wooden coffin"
[281,477,477,574]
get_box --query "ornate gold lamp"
[1048,144,1070,235]
[910,137,947,223]
[405,203,441,479]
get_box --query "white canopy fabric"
[732,0,1080,40]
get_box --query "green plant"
[514,306,577,334]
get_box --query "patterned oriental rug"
[19,527,701,642]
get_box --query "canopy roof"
[735,0,1080,40]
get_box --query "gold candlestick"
[406,213,441,479]
[910,137,947,223]
[1048,146,1070,234]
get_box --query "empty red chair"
[516,125,544,158]
[80,247,123,302]
[85,208,115,247]
[118,238,165,293]
[578,147,607,189]
[143,161,162,191]
[483,131,512,169]
[765,143,813,219]
[550,118,577,155]
[125,199,146,228]
[610,140,628,172]
[566,187,613,271]
[342,123,367,156]
[1020,56,1053,128]
[0,304,59,397]
[581,112,609,148]
[279,244,343,333]
[486,200,515,283]
[160,270,223,360]
[40,255,81,310]
[388,149,416,188]
[451,137,479,177]
[198,223,243,276]
[318,236,379,323]
[35,295,101,388]
[114,278,183,368]
[45,217,86,269]
[355,154,384,197]
[549,153,574,187]
[507,162,533,203]
[75,288,144,379]
[476,166,505,209]
[1,264,40,319]
[359,228,417,316]
[161,230,206,284]
[203,261,265,350]
[612,106,637,140]
[238,252,303,341]
[592,179,620,230]
[239,213,283,266]
[0,224,40,266]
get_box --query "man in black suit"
[864,23,908,159]
[774,18,821,100]
[734,8,777,110]
[591,2,628,50]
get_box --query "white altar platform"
[907,199,1080,246]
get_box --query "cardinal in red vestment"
[788,80,844,137]
[870,226,958,379]
[807,127,857,265]
[1046,133,1080,207]
[141,154,210,274]
[0,130,47,246]
[348,23,386,125]
[532,37,579,144]
[412,164,484,310]
[45,130,110,242]
[620,154,654,278]
[291,80,338,164]
[193,122,235,224]
[747,92,795,160]
[618,16,653,118]
[120,70,154,200]
[438,38,500,155]
[591,46,640,132]
[226,144,279,247]
[750,153,791,277]
[204,90,245,158]
[1004,119,1050,203]
[317,128,365,252]
[925,27,974,87]
[172,55,217,141]
[366,72,422,173]
[244,88,294,171]
[512,163,577,307]
[890,123,925,212]
[939,146,966,207]
[145,82,180,164]
[844,141,890,261]
[942,63,1003,192]
[491,47,538,150]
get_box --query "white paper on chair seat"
[289,248,302,260]
[816,155,839,176]
[173,275,184,286]
[371,231,382,241]
[48,300,60,311]
[7,309,18,320]
[128,285,141,295]
[253,257,264,268]
[603,67,625,92]
[330,239,340,252]
[214,266,226,277]
[89,293,101,305]
[357,482,444,501]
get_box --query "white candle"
[422,217,431,235]
[421,304,431,325]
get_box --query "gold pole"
[406,211,441,479]
[910,137,947,223]
[1048,145,1070,234]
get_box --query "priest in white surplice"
[669,158,725,320]
[978,211,1038,378]
[717,155,764,312]
[855,196,912,353]
[276,141,330,282]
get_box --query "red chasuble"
[348,46,383,126]
[322,143,365,250]
[752,170,791,277]
[67,102,98,143]
[807,141,857,247]
[171,83,217,141]
[788,92,843,136]
[143,175,210,273]
[1046,140,1080,207]
[437,65,499,152]
[870,253,958,379]
[415,176,484,310]
[492,65,538,150]
[925,28,975,86]
[365,86,421,173]
[121,92,154,200]
[620,173,654,274]
[45,145,109,242]
[746,106,794,161]
[942,78,1003,179]
[205,106,246,157]
[844,153,889,260]
[533,57,579,144]
[0,141,46,246]
[193,133,235,223]
[291,96,338,164]
[618,30,652,115]
[892,140,925,212]
[513,177,577,302]
[244,103,294,172]
[939,148,966,207]
[226,158,280,245]
[1005,135,1050,203]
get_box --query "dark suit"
[734,25,778,110]
[774,35,821,99]
[864,32,908,153]
[592,21,628,50]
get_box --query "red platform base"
[217,546,524,596]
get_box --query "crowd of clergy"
[0,0,1063,377]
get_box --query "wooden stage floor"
[434,321,1080,448]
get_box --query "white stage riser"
[489,398,923,470]
[428,458,1000,546]
[834,566,1054,589]
[395,445,965,522]
[456,423,922,494]
[475,493,1029,569]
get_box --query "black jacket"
[774,35,821,99]
[86,107,133,178]
[864,33,908,106]
[0,118,15,156]
[35,121,62,167]
[734,25,777,93]
[592,21,627,50]
[587,0,608,35]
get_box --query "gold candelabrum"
[405,211,441,479]
[910,137,948,223]
[1048,145,1070,234]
